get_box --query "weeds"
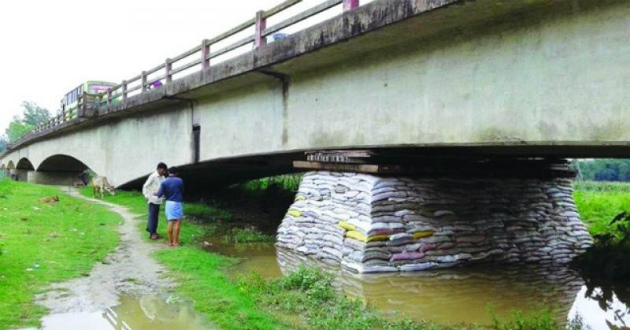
[573,211,630,281]
[223,226,275,244]
[233,175,302,193]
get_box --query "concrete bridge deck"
[2,0,630,187]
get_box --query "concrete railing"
[10,0,362,151]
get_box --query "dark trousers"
[147,203,160,234]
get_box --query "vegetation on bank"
[573,181,630,235]
[0,180,120,330]
[572,181,630,283]
[83,182,589,330]
[232,175,302,194]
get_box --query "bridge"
[1,0,621,272]
[1,0,629,187]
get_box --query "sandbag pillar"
[276,171,593,273]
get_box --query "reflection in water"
[277,248,583,325]
[207,237,630,328]
[39,295,214,330]
[570,285,630,330]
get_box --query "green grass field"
[0,180,120,330]
[573,181,630,235]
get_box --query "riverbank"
[78,181,598,330]
[0,181,120,329]
[1,178,623,329]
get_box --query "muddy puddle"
[22,295,214,330]
[205,237,630,328]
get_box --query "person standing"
[156,167,184,247]
[142,162,168,240]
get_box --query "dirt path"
[35,188,173,314]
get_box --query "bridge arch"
[11,158,35,182]
[35,154,92,186]
[37,154,90,173]
[16,158,35,170]
[6,160,15,170]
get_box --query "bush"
[573,212,630,281]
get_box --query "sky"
[0,0,335,133]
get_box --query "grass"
[85,182,587,330]
[573,181,630,235]
[0,180,120,330]
[223,227,275,244]
[233,175,302,194]
[79,187,283,330]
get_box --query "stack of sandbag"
[276,171,592,273]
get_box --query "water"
[206,238,630,328]
[31,295,215,330]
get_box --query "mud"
[35,188,173,314]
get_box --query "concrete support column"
[16,169,31,182]
[277,171,593,273]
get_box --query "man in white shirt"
[142,162,168,240]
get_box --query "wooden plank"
[263,0,302,17]
[293,161,380,173]
[209,35,255,59]
[264,0,342,36]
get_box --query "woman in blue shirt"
[156,167,185,247]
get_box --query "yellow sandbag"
[294,195,306,201]
[346,231,367,243]
[288,209,302,217]
[367,234,390,242]
[339,221,356,231]
[413,231,435,239]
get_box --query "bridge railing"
[11,0,364,150]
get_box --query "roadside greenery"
[0,181,120,330]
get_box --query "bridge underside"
[119,143,630,191]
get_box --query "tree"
[5,118,34,142]
[21,101,51,127]
[0,135,7,153]
[3,102,51,143]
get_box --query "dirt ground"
[34,188,173,314]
